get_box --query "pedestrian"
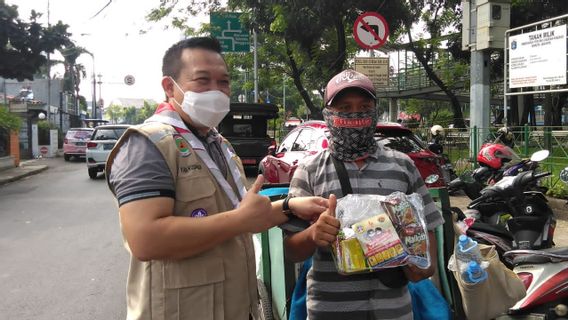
[284,69,445,319]
[105,37,329,320]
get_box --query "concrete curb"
[0,165,49,186]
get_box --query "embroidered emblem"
[191,208,208,217]
[174,134,191,157]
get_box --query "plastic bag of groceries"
[332,192,430,275]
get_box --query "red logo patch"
[332,117,372,128]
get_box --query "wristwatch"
[282,196,294,218]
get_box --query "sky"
[10,0,208,108]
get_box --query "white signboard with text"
[509,25,567,88]
[354,57,390,88]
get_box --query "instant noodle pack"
[333,192,431,275]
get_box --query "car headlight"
[425,174,440,184]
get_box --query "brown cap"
[324,69,376,106]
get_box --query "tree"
[0,1,72,81]
[147,1,412,119]
[104,104,124,124]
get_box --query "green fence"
[414,125,568,191]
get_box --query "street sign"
[124,75,135,86]
[353,12,389,50]
[210,12,250,52]
[508,24,567,88]
[354,57,390,88]
[40,146,48,156]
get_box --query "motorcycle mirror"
[530,150,550,162]
[560,167,568,184]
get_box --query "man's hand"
[288,196,329,221]
[309,194,340,247]
[403,231,437,282]
[238,175,275,233]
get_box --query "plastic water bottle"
[463,261,488,284]
[456,235,482,265]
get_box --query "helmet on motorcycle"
[431,125,445,137]
[496,127,514,146]
[477,144,518,169]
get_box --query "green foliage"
[546,180,568,199]
[36,119,58,145]
[0,1,72,81]
[104,101,158,125]
[0,107,21,131]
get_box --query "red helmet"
[477,144,518,169]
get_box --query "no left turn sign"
[124,75,135,86]
[353,12,389,50]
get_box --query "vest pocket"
[163,256,225,320]
[175,177,218,217]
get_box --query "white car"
[86,124,131,179]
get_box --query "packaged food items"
[333,192,430,274]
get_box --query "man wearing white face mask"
[105,37,329,320]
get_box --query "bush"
[0,107,22,132]
[547,180,568,199]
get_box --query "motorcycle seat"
[469,222,513,240]
[508,247,568,266]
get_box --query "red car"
[259,121,446,188]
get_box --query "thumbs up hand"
[238,175,274,233]
[309,194,340,247]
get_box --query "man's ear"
[161,76,175,99]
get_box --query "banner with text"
[354,57,390,88]
[509,24,567,88]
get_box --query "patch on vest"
[179,165,202,174]
[174,134,191,157]
[191,208,208,217]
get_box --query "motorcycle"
[494,248,568,319]
[453,168,568,318]
[452,167,556,265]
[449,147,549,200]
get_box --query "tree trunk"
[285,42,320,119]
[520,95,536,126]
[510,95,519,126]
[544,93,554,126]
[411,49,465,128]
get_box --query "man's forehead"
[180,48,228,71]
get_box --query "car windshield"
[93,128,127,140]
[67,130,92,139]
[375,132,425,153]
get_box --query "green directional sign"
[210,12,250,53]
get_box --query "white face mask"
[171,78,230,128]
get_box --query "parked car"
[259,121,446,188]
[86,124,131,179]
[218,102,279,170]
[63,128,94,161]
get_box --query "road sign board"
[210,12,250,52]
[40,146,49,155]
[124,75,135,86]
[353,12,389,50]
[354,57,390,88]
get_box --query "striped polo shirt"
[288,145,444,320]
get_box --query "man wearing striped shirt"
[284,69,444,319]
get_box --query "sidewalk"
[0,160,48,186]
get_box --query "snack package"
[333,192,431,274]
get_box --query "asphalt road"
[0,157,127,320]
